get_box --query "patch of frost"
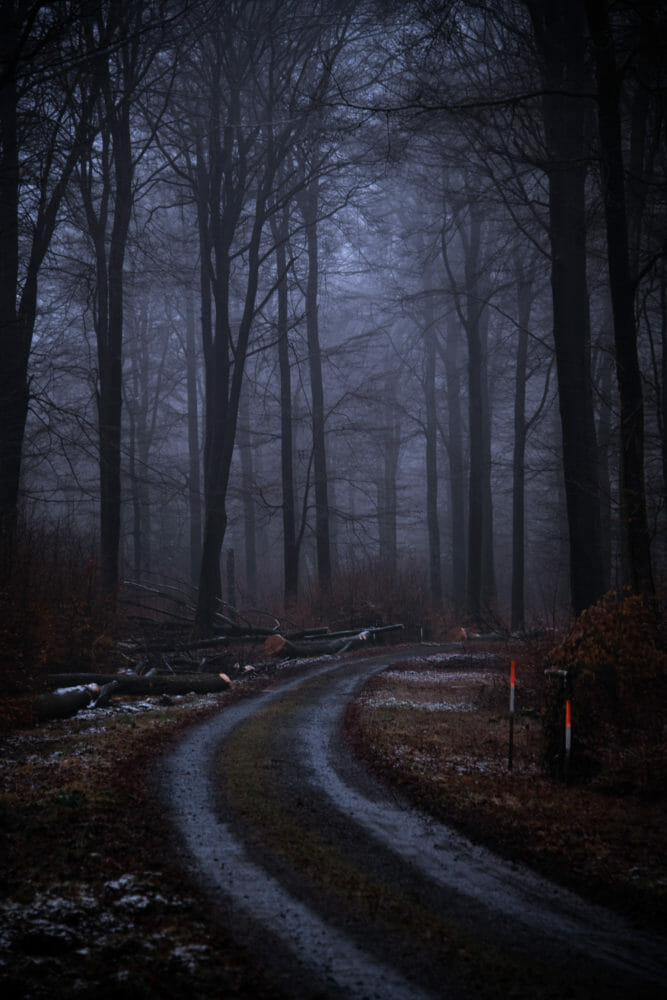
[362,695,476,712]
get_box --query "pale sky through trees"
[1,0,665,627]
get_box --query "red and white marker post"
[564,698,572,782]
[508,660,516,771]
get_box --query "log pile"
[264,623,404,659]
[30,580,405,723]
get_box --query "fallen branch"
[264,623,405,660]
[320,624,405,640]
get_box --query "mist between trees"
[1,0,665,634]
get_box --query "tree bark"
[297,176,332,593]
[464,211,494,623]
[185,291,203,588]
[0,6,95,565]
[444,320,466,608]
[584,0,654,597]
[511,269,531,633]
[527,0,606,614]
[0,8,22,551]
[424,286,442,607]
[238,389,258,602]
[376,374,400,580]
[275,211,299,604]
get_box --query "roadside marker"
[564,698,572,781]
[508,660,516,771]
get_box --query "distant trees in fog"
[2,0,665,629]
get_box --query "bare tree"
[584,0,654,596]
[163,1,351,631]
[270,202,300,604]
[441,188,495,624]
[0,1,98,562]
[524,0,607,613]
[295,166,333,594]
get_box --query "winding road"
[160,647,666,999]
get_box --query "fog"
[3,0,665,630]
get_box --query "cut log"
[47,673,232,693]
[47,673,129,687]
[90,680,119,708]
[102,674,232,696]
[34,674,233,722]
[33,686,95,721]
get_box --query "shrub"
[0,520,116,700]
[541,589,666,797]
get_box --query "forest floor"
[0,641,665,998]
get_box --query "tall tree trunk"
[196,192,267,632]
[0,6,94,566]
[273,209,299,605]
[466,297,485,622]
[377,374,400,581]
[0,22,22,552]
[585,0,654,596]
[127,380,142,580]
[441,193,494,623]
[98,100,133,598]
[185,292,202,589]
[297,179,331,593]
[661,272,667,522]
[444,320,466,609]
[463,211,494,623]
[126,313,148,581]
[424,297,442,608]
[595,316,614,585]
[479,305,495,610]
[528,0,606,614]
[511,270,531,633]
[238,388,258,602]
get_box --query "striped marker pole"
[564,698,572,782]
[508,660,516,771]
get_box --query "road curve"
[160,647,666,999]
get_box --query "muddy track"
[160,647,666,999]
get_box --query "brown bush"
[0,522,116,700]
[541,589,667,797]
[286,562,457,642]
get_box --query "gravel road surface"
[160,647,666,998]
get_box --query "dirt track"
[160,646,666,999]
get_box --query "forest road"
[159,646,666,1000]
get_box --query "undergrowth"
[542,589,667,796]
[344,648,667,932]
[0,522,116,726]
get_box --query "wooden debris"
[34,674,232,723]
[33,686,95,722]
[264,624,404,659]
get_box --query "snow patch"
[361,695,476,712]
[382,668,497,684]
